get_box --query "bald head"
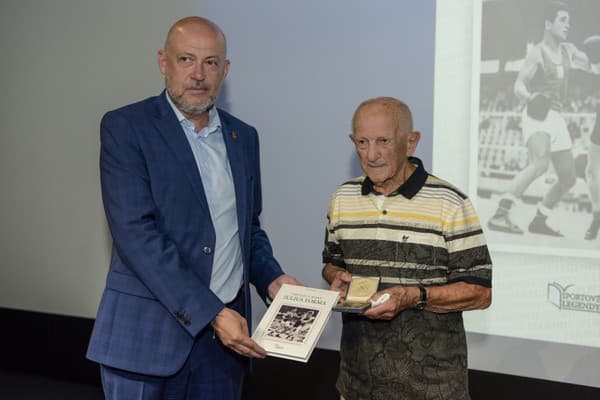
[164,16,227,57]
[352,97,413,136]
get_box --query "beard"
[166,81,215,117]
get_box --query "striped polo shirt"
[323,157,492,288]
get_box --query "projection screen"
[434,0,600,387]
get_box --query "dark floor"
[3,368,600,400]
[0,371,104,400]
[0,364,337,400]
[0,352,339,400]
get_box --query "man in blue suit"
[87,16,299,399]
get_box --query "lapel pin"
[231,131,238,140]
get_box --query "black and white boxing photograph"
[265,305,319,344]
[476,0,600,254]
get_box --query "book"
[333,275,380,313]
[252,284,340,363]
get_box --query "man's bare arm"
[514,46,542,101]
[565,42,600,75]
[363,281,491,320]
[424,281,491,313]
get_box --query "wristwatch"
[415,286,427,310]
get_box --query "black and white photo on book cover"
[473,0,600,257]
[252,284,339,363]
[265,304,318,343]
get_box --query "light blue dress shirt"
[166,95,243,303]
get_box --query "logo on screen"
[547,282,600,313]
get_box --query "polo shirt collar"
[361,156,428,199]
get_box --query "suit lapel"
[152,92,210,211]
[220,112,249,247]
[150,95,249,247]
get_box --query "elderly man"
[87,16,298,399]
[322,97,492,399]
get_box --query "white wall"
[0,0,434,322]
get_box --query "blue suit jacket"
[87,91,284,376]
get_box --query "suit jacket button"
[203,246,212,254]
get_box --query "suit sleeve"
[100,111,224,337]
[245,128,284,301]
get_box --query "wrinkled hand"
[328,270,352,301]
[267,274,302,300]
[362,286,417,320]
[212,307,266,358]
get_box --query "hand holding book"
[212,307,267,358]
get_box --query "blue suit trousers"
[100,291,248,400]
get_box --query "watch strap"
[415,286,427,310]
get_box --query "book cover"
[252,284,339,363]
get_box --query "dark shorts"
[337,309,469,400]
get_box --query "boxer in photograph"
[488,1,600,237]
